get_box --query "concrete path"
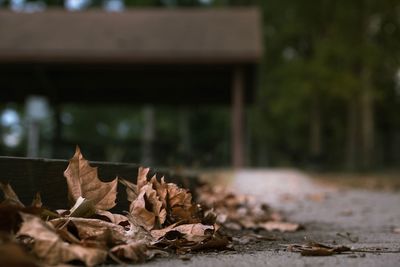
[133,169,400,267]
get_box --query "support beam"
[231,66,245,168]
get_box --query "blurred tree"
[255,0,400,169]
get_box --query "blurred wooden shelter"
[0,8,262,167]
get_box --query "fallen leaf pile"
[197,184,301,232]
[0,147,230,266]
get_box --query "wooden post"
[232,66,245,168]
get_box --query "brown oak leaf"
[17,213,107,267]
[64,146,117,210]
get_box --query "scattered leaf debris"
[285,240,400,257]
[197,184,301,232]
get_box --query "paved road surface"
[131,169,400,267]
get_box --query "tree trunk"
[346,98,358,170]
[309,95,322,160]
[360,67,374,169]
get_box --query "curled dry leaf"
[64,146,117,211]
[130,183,166,231]
[17,213,107,266]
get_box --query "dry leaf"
[64,146,117,210]
[258,221,301,232]
[18,213,107,266]
[287,241,351,257]
[0,182,24,207]
[300,247,335,256]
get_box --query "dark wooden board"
[0,156,197,211]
